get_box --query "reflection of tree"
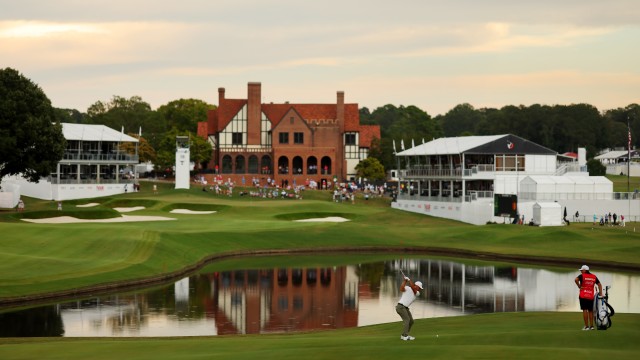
[0,306,63,336]
[190,274,212,318]
[356,262,386,296]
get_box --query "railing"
[62,152,139,162]
[575,215,640,223]
[464,191,494,202]
[519,191,640,201]
[219,147,272,153]
[402,164,495,179]
[555,163,587,175]
[397,190,493,203]
[396,193,464,203]
[49,178,134,185]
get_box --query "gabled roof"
[359,125,381,148]
[398,135,503,156]
[397,134,556,156]
[594,150,640,160]
[214,99,247,132]
[205,88,379,143]
[269,107,314,133]
[62,123,138,142]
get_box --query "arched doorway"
[278,156,289,174]
[235,155,246,174]
[261,155,272,174]
[292,156,303,175]
[307,156,318,174]
[248,155,259,174]
[321,156,332,175]
[222,155,233,174]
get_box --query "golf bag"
[593,286,615,330]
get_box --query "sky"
[2,0,639,116]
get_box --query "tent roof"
[62,123,139,143]
[594,150,632,160]
[522,175,612,186]
[397,135,504,156]
[523,176,556,184]
[533,202,562,208]
[396,134,556,156]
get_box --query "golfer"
[574,265,603,330]
[396,275,424,340]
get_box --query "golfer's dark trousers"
[396,303,414,336]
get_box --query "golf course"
[1,180,639,359]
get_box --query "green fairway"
[1,180,640,359]
[0,312,638,360]
[1,179,639,302]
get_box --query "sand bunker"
[114,206,145,213]
[295,217,350,222]
[76,203,100,208]
[21,215,176,224]
[170,209,217,215]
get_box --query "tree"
[53,108,87,124]
[0,68,66,183]
[190,134,213,171]
[154,130,212,173]
[87,95,167,151]
[586,159,606,176]
[119,134,157,163]
[355,157,386,181]
[364,104,442,171]
[439,103,483,137]
[157,99,215,133]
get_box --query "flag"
[629,124,632,152]
[401,139,405,150]
[139,126,142,137]
[393,139,397,153]
[412,139,415,148]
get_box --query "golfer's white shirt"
[398,286,417,307]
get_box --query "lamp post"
[516,158,519,218]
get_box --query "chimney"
[247,82,262,145]
[218,87,225,105]
[337,91,345,132]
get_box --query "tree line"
[362,102,640,171]
[3,67,638,182]
[54,95,215,173]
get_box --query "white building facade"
[1,123,139,203]
[392,134,639,225]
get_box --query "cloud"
[1,1,637,115]
[0,21,103,38]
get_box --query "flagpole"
[629,118,632,221]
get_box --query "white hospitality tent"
[533,202,563,226]
[520,175,613,201]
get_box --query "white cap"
[580,265,589,271]
[414,281,424,289]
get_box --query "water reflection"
[0,257,638,337]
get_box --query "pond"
[1,256,638,337]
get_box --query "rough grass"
[0,312,638,360]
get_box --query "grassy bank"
[1,312,638,360]
[1,180,639,359]
[1,180,639,300]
